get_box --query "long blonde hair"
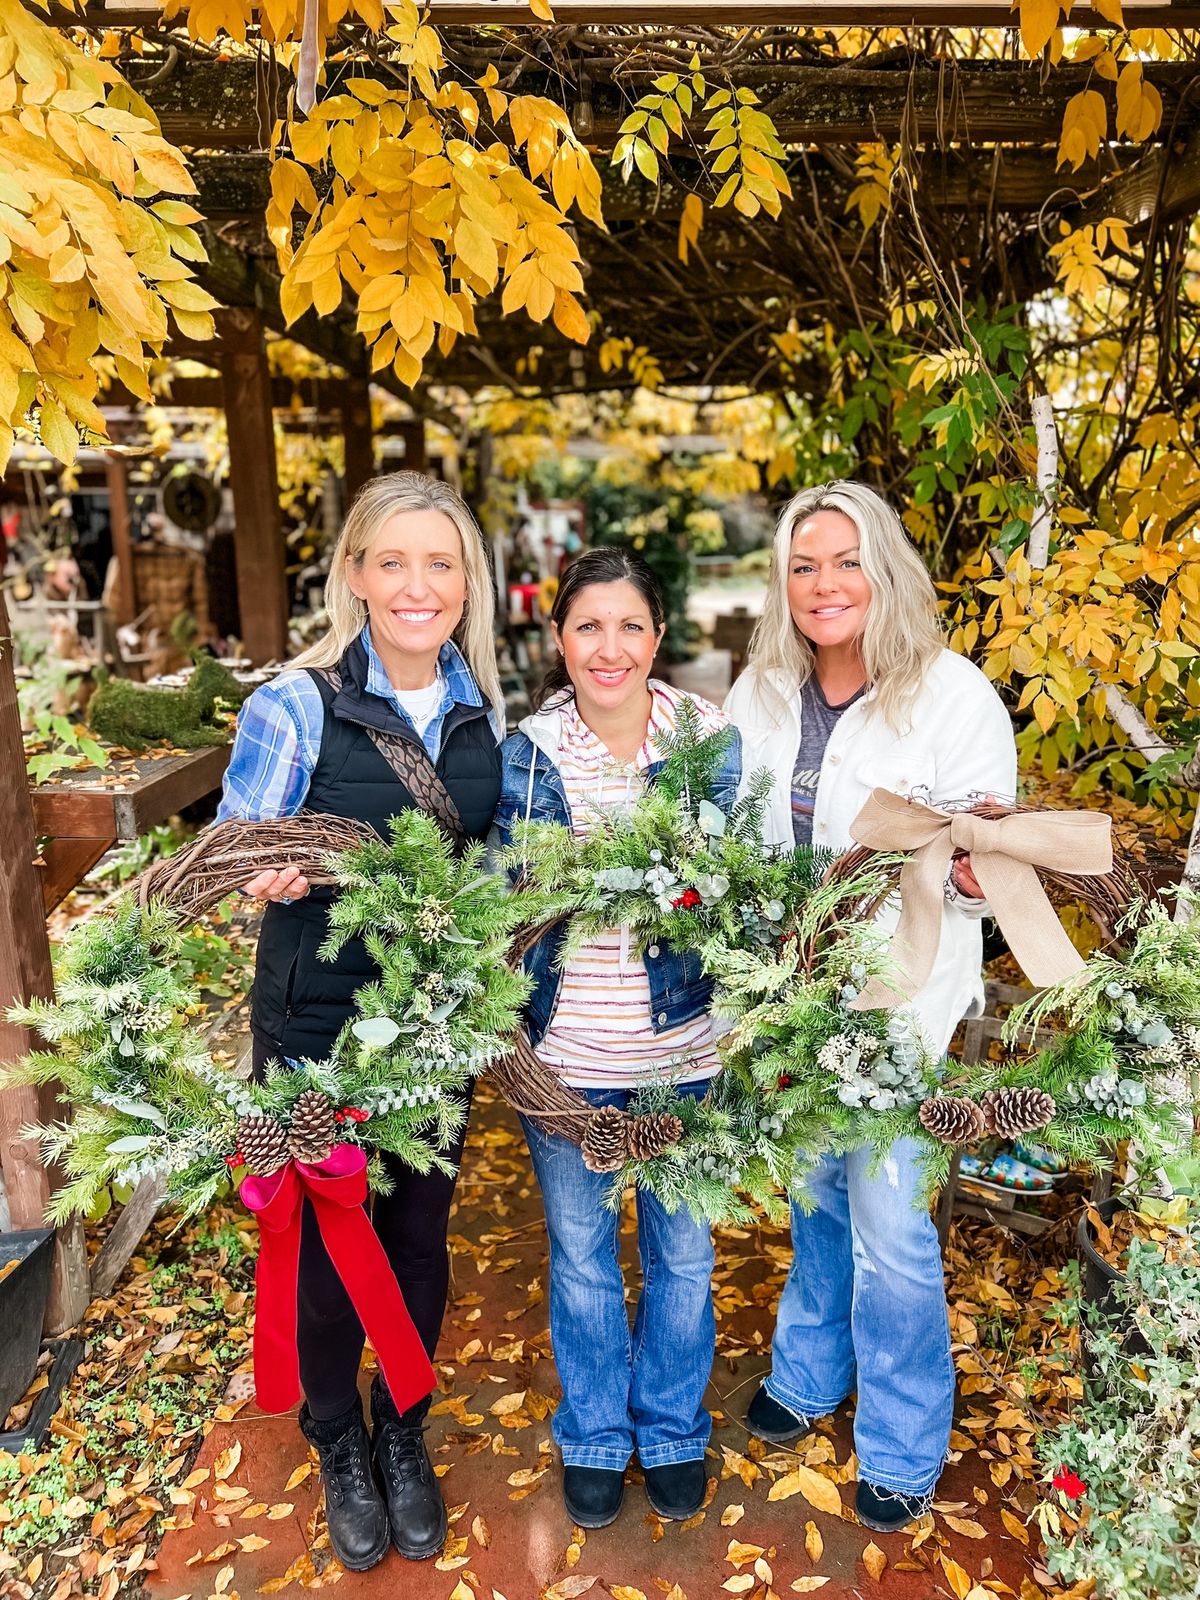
[292,471,503,721]
[745,480,943,731]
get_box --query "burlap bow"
[846,790,1114,1009]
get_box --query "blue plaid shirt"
[216,628,502,822]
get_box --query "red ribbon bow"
[240,1144,436,1416]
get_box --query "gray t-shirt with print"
[791,676,865,847]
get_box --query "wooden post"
[341,378,375,507]
[104,457,136,629]
[217,308,289,665]
[398,419,427,473]
[0,594,90,1333]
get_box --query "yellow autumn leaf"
[941,1555,974,1600]
[552,288,590,344]
[790,1582,830,1594]
[1115,60,1162,142]
[1057,89,1107,170]
[455,216,500,285]
[721,1580,755,1595]
[766,1465,843,1517]
[1001,1507,1030,1544]
[943,1515,987,1539]
[861,1543,888,1582]
[213,1441,243,1482]
[678,191,703,265]
[1019,0,1063,56]
[805,1521,823,1562]
[542,1578,597,1600]
[720,1504,744,1527]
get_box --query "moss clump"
[88,655,251,753]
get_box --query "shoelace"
[380,1425,432,1483]
[323,1431,373,1505]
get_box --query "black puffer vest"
[250,634,501,1062]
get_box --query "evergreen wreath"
[957,897,1200,1179]
[728,804,1192,1201]
[5,811,545,1221]
[488,702,845,1221]
[503,698,802,960]
[705,850,955,1204]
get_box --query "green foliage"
[773,300,1033,569]
[3,812,556,1221]
[708,856,949,1203]
[986,900,1200,1181]
[91,823,188,887]
[17,641,109,783]
[1039,1227,1200,1600]
[505,730,801,965]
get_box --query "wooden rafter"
[59,0,1200,26]
[140,56,1200,150]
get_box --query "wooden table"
[29,743,232,911]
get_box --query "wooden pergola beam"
[146,58,1199,150]
[1078,126,1200,229]
[65,0,1200,25]
[191,147,1127,223]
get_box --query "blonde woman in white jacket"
[724,481,1017,1534]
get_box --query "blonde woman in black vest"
[216,473,504,1571]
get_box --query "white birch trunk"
[1027,393,1058,571]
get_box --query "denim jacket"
[491,688,742,1049]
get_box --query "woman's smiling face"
[346,509,467,666]
[552,579,664,720]
[786,508,873,651]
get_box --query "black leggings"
[251,1034,473,1420]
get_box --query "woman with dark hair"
[492,548,741,1530]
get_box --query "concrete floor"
[149,1086,1042,1600]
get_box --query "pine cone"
[981,1087,1057,1139]
[235,1114,290,1177]
[287,1088,339,1164]
[581,1105,630,1174]
[627,1111,685,1163]
[918,1095,987,1146]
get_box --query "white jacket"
[724,649,1018,1053]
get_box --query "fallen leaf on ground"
[862,1543,887,1581]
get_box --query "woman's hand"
[951,854,984,900]
[242,865,310,904]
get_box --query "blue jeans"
[766,1139,953,1498]
[519,1082,715,1470]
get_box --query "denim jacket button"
[648,944,660,958]
[657,1011,667,1024]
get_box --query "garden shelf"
[29,742,233,912]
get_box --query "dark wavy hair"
[534,547,666,709]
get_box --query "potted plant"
[1038,1224,1200,1600]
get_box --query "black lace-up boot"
[370,1378,447,1560]
[299,1400,390,1572]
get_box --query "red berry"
[1052,1467,1086,1501]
